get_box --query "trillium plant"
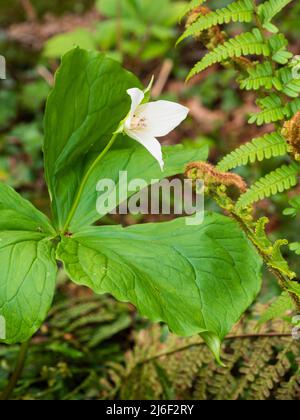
[0,49,262,364]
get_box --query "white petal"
[124,129,164,170]
[127,88,145,114]
[137,100,189,137]
[125,88,145,130]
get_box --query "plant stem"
[0,340,30,400]
[204,187,300,312]
[62,132,119,233]
[230,212,300,312]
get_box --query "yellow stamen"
[130,114,147,130]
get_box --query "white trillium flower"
[123,87,189,170]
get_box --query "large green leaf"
[57,213,262,351]
[68,143,208,231]
[44,48,141,229]
[0,232,57,344]
[0,182,55,235]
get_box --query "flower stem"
[62,132,119,233]
[0,340,30,400]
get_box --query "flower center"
[130,114,147,131]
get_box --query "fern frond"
[249,94,285,125]
[231,337,274,400]
[217,132,288,171]
[208,339,246,400]
[187,29,270,79]
[239,61,280,91]
[240,62,300,95]
[236,164,298,209]
[258,0,293,33]
[178,0,254,44]
[100,318,299,400]
[259,292,294,324]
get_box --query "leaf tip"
[201,331,225,367]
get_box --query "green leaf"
[68,143,209,231]
[43,29,98,59]
[201,332,224,366]
[44,48,141,230]
[0,232,57,344]
[57,213,262,350]
[0,182,55,235]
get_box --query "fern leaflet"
[178,0,254,44]
[236,164,298,209]
[239,61,281,90]
[240,63,300,96]
[284,98,300,118]
[217,132,288,171]
[258,0,293,33]
[187,28,270,79]
[276,67,300,98]
[249,94,285,126]
[269,33,293,64]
